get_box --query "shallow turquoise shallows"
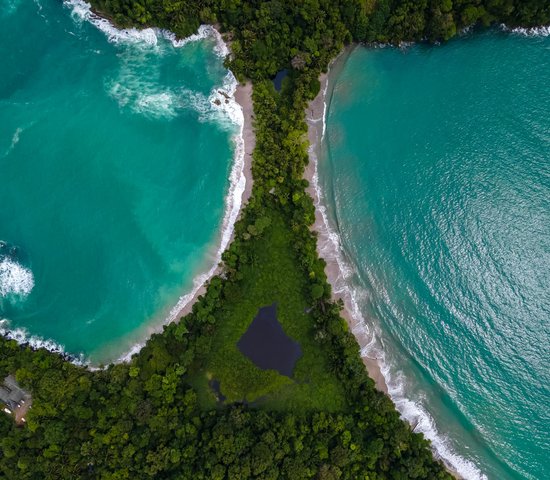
[320,32,549,480]
[0,1,238,363]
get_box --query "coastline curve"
[0,1,254,367]
[305,47,487,480]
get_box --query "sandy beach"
[234,82,255,205]
[304,51,389,395]
[169,81,255,321]
[104,81,256,364]
[305,52,467,480]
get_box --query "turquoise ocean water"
[0,0,242,363]
[319,32,549,479]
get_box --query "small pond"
[237,303,302,377]
[272,69,288,91]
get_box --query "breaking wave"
[307,59,487,480]
[0,0,246,367]
[116,71,245,364]
[107,70,240,125]
[0,319,85,364]
[64,1,239,126]
[501,24,550,37]
[0,256,34,299]
[64,0,229,57]
[58,0,247,365]
[64,0,159,46]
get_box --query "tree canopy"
[1,0,548,478]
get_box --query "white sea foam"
[0,257,34,298]
[116,70,245,364]
[0,260,74,360]
[64,0,231,57]
[206,71,242,126]
[135,91,178,119]
[65,0,237,124]
[136,92,175,116]
[64,0,159,46]
[501,24,550,37]
[62,0,246,363]
[163,25,229,58]
[459,25,474,36]
[308,61,488,480]
[11,127,22,148]
[0,320,62,353]
[108,72,240,124]
[3,127,22,157]
[0,3,246,367]
[0,319,85,365]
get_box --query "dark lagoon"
[237,303,301,377]
[273,69,289,91]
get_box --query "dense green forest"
[1,0,548,478]
[90,0,549,78]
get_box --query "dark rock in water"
[237,303,302,377]
[272,69,288,92]
[0,241,24,263]
[218,90,231,99]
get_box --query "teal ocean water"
[0,0,243,363]
[318,32,549,479]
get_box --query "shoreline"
[305,46,468,480]
[67,0,257,364]
[109,80,255,365]
[304,46,389,395]
[1,0,256,368]
[2,81,255,368]
[164,81,255,323]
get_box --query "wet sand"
[171,81,255,320]
[234,82,255,205]
[304,48,389,394]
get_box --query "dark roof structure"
[0,375,29,412]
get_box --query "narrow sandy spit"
[304,48,388,394]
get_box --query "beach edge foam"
[0,1,254,368]
[304,46,489,480]
[112,78,254,364]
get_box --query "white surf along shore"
[305,47,492,480]
[2,5,542,477]
[66,0,256,364]
[0,0,254,366]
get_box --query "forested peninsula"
[1,0,548,478]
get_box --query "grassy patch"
[188,210,347,412]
